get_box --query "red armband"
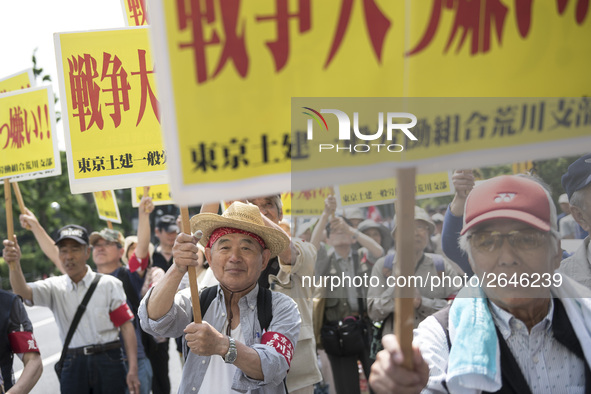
[261,332,294,367]
[128,252,149,272]
[109,303,134,327]
[8,331,39,354]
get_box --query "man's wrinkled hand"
[172,232,202,274]
[184,321,227,356]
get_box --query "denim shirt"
[139,284,301,393]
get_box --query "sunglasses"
[467,229,548,253]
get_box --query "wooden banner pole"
[12,182,30,229]
[107,220,113,230]
[180,206,202,323]
[4,179,14,240]
[394,167,417,370]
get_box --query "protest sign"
[0,86,61,182]
[0,68,34,94]
[121,0,149,26]
[131,184,172,207]
[93,190,122,224]
[55,27,166,194]
[337,171,453,208]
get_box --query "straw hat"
[190,202,290,258]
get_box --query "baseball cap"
[156,215,179,233]
[89,228,125,247]
[54,225,89,245]
[461,175,556,235]
[561,153,591,199]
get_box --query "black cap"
[156,215,179,233]
[54,225,89,245]
[561,153,591,199]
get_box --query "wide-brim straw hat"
[190,202,290,258]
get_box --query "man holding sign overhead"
[138,202,300,393]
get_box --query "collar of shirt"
[66,265,95,292]
[215,284,259,312]
[488,298,554,340]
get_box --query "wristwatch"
[224,337,237,364]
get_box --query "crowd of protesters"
[1,153,590,393]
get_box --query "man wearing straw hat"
[138,202,301,394]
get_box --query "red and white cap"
[461,175,557,235]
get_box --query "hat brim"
[461,209,551,235]
[191,213,290,258]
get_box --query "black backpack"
[183,285,273,360]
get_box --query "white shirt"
[199,323,250,394]
[27,266,129,347]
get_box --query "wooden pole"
[181,206,202,323]
[394,167,416,370]
[107,220,113,229]
[12,182,29,229]
[4,179,14,240]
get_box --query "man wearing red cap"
[138,202,300,393]
[369,175,591,394]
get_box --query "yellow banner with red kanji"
[0,86,61,182]
[122,0,149,26]
[0,69,34,94]
[55,27,166,194]
[148,1,591,205]
[93,190,122,223]
[131,184,173,207]
[283,187,333,217]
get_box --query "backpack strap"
[256,286,274,332]
[199,285,219,320]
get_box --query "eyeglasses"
[468,229,548,253]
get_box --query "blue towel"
[447,285,501,393]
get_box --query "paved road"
[13,304,183,393]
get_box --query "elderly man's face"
[249,197,282,224]
[571,186,591,233]
[205,233,270,292]
[468,218,561,309]
[58,239,91,282]
[92,238,124,267]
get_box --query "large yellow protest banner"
[0,69,34,94]
[0,86,61,182]
[93,190,122,223]
[291,97,591,190]
[55,27,166,194]
[147,1,591,205]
